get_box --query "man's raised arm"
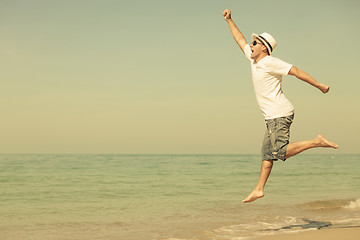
[223,9,247,53]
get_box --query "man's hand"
[318,83,330,94]
[223,9,231,21]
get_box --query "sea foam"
[344,199,360,209]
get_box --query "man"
[222,9,339,203]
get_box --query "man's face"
[250,39,266,60]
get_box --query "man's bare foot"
[242,190,264,203]
[315,134,339,149]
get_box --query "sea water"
[0,154,359,240]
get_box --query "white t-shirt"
[244,44,294,119]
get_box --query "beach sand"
[257,227,360,240]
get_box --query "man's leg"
[242,159,273,203]
[242,134,338,204]
[242,117,279,204]
[286,134,338,158]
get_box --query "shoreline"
[256,227,360,240]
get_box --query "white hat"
[251,32,277,55]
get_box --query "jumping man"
[222,9,339,203]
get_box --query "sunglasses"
[252,40,263,46]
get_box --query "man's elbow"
[234,38,247,52]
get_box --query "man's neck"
[254,53,269,63]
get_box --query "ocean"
[0,154,359,240]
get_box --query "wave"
[296,198,360,211]
[343,199,360,209]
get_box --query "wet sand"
[257,227,360,240]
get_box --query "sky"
[0,0,359,154]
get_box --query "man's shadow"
[263,219,332,231]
